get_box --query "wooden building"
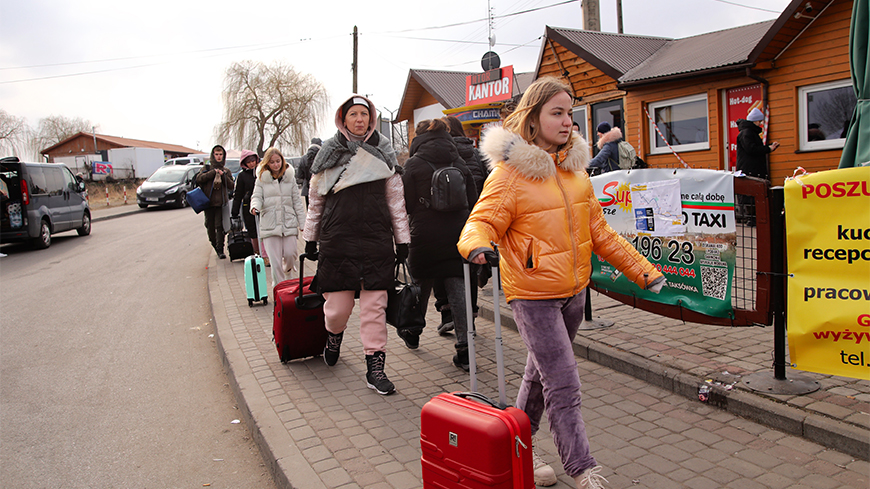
[396,69,535,142]
[536,0,854,185]
[41,132,198,163]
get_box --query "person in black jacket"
[296,138,321,207]
[402,118,478,371]
[434,116,487,337]
[736,108,779,226]
[196,145,235,259]
[231,150,262,256]
[302,94,411,395]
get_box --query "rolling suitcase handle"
[462,242,508,408]
[295,253,324,310]
[254,212,264,258]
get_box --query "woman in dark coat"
[303,94,411,396]
[402,118,478,370]
[231,150,262,255]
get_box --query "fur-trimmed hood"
[480,126,590,181]
[596,127,623,149]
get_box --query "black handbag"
[385,261,426,332]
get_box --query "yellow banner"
[785,166,870,380]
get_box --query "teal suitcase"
[245,213,268,307]
[245,255,268,307]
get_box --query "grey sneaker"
[532,436,557,486]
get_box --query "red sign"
[466,65,514,106]
[725,84,763,171]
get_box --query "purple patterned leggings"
[511,290,596,477]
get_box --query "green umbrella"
[839,0,870,168]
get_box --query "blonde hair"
[258,147,287,180]
[503,77,575,152]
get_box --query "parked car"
[163,156,204,166]
[136,165,202,209]
[0,157,91,249]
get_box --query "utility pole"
[617,0,624,34]
[352,26,358,94]
[582,0,600,32]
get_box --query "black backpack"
[420,160,468,212]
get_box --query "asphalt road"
[0,207,276,488]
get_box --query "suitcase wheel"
[248,299,253,307]
[263,297,269,305]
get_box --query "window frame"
[798,79,854,152]
[572,104,588,143]
[648,93,710,155]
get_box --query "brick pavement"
[208,251,868,489]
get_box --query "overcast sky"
[1,0,792,157]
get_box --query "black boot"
[397,328,420,350]
[453,345,469,372]
[323,331,343,366]
[365,351,395,395]
[436,307,454,336]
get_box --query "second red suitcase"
[273,254,327,363]
[420,246,534,488]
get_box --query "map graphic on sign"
[629,179,685,236]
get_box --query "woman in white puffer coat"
[250,147,307,287]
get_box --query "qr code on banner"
[700,266,729,300]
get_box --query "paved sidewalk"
[207,250,868,489]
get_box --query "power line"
[367,0,579,35]
[708,0,782,13]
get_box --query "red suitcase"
[420,246,534,488]
[273,254,328,363]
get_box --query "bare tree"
[30,115,96,156]
[0,109,29,158]
[216,61,329,156]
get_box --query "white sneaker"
[531,436,557,486]
[574,465,608,489]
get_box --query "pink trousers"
[322,289,388,356]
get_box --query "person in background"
[736,107,779,227]
[297,138,322,207]
[303,94,411,396]
[587,122,623,174]
[231,150,263,257]
[737,107,779,179]
[429,116,488,337]
[572,121,581,133]
[250,147,306,288]
[457,77,665,489]
[401,118,477,370]
[196,144,235,259]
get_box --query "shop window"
[798,80,856,151]
[648,94,709,154]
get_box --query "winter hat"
[341,96,371,119]
[335,94,377,142]
[597,121,612,134]
[747,108,764,122]
[239,149,259,167]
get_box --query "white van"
[163,156,204,166]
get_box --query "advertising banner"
[93,162,113,175]
[785,166,870,380]
[590,169,737,318]
[465,66,514,106]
